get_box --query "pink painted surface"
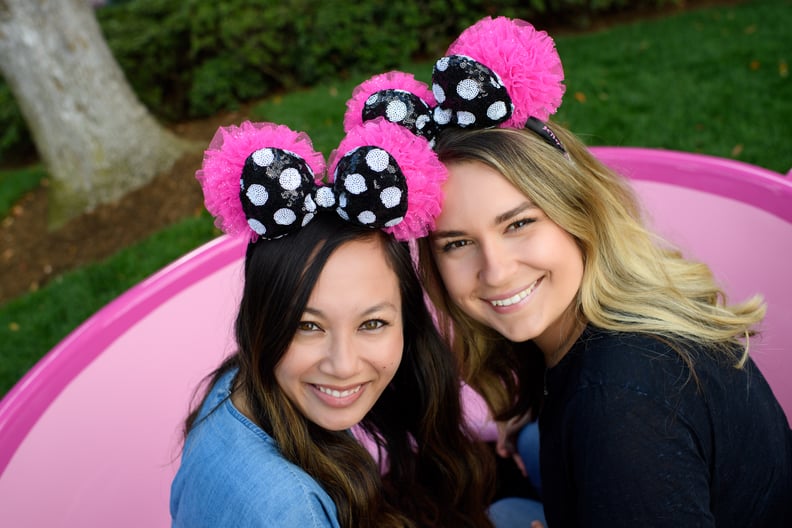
[0,147,790,526]
[0,235,247,526]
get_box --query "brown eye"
[360,319,387,331]
[442,239,472,252]
[507,218,536,231]
[298,321,321,332]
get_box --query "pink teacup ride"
[1,147,790,527]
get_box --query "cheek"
[380,337,404,378]
[435,257,471,296]
[273,345,304,388]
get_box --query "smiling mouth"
[489,279,541,307]
[315,384,363,398]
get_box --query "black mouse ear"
[344,71,438,147]
[434,16,565,128]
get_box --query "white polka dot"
[357,211,376,224]
[315,186,335,208]
[339,193,348,208]
[301,213,314,226]
[336,207,349,221]
[274,208,296,225]
[386,100,408,122]
[432,83,446,104]
[384,217,403,227]
[436,57,450,71]
[248,218,266,235]
[366,93,379,106]
[279,168,301,191]
[252,148,274,167]
[487,101,508,120]
[457,111,476,126]
[304,194,316,212]
[245,184,268,206]
[344,173,367,194]
[380,187,402,208]
[416,114,429,130]
[366,149,390,172]
[434,107,451,125]
[456,79,479,100]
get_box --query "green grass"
[552,0,792,172]
[0,165,46,218]
[1,0,790,398]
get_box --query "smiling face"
[429,160,584,359]
[275,236,403,431]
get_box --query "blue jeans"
[518,420,542,498]
[489,496,546,527]
[488,421,545,527]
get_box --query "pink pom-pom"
[447,16,565,126]
[196,121,325,240]
[329,118,446,240]
[344,71,436,132]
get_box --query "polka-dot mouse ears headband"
[196,118,446,242]
[345,17,567,154]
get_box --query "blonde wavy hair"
[419,124,766,417]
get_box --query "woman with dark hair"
[169,120,495,527]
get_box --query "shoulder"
[570,327,690,393]
[545,327,713,435]
[171,380,339,527]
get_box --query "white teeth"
[490,281,538,307]
[317,385,362,398]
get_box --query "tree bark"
[0,0,191,228]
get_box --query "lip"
[311,382,367,408]
[485,278,542,312]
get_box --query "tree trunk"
[0,0,191,228]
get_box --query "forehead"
[436,161,531,226]
[309,237,400,307]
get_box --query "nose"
[478,239,515,288]
[318,332,360,379]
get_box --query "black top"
[539,325,792,527]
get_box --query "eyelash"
[441,239,471,253]
[360,319,388,331]
[296,319,389,332]
[298,321,321,332]
[507,217,536,231]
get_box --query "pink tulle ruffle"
[196,121,325,241]
[329,118,446,241]
[343,71,436,132]
[447,16,565,126]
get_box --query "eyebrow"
[302,302,398,318]
[494,202,535,225]
[431,201,536,240]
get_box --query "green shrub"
[0,0,691,163]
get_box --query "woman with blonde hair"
[353,16,792,527]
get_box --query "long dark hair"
[186,214,494,528]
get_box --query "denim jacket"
[170,369,340,527]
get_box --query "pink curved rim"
[591,147,791,223]
[0,235,247,474]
